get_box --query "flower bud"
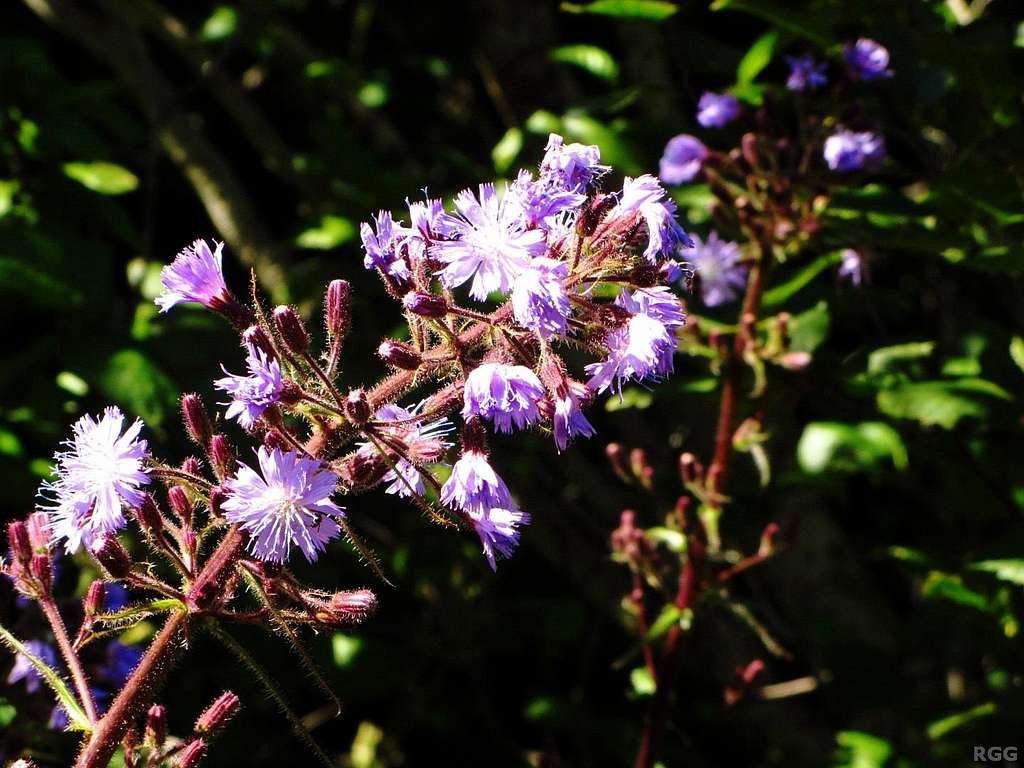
[85,580,105,616]
[407,436,446,464]
[242,325,275,358]
[180,456,202,477]
[338,450,388,489]
[26,512,50,551]
[576,193,615,236]
[272,305,310,355]
[7,520,31,567]
[177,738,207,768]
[279,380,303,406]
[181,393,213,447]
[377,339,421,371]
[91,535,132,579]
[605,443,631,484]
[402,291,447,318]
[317,589,378,627]
[208,486,228,519]
[343,389,371,425]
[209,435,234,481]
[145,704,167,747]
[741,132,760,169]
[167,486,192,525]
[460,418,488,454]
[136,494,164,536]
[325,279,352,339]
[30,554,52,594]
[195,691,241,737]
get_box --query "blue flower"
[214,344,284,429]
[659,134,708,185]
[462,363,546,434]
[511,257,572,339]
[613,175,691,262]
[7,639,58,694]
[786,55,828,91]
[824,129,886,172]
[696,92,740,128]
[686,231,747,306]
[360,210,411,280]
[155,239,230,313]
[844,38,892,81]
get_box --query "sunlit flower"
[824,129,886,172]
[361,210,410,280]
[468,506,530,571]
[440,449,513,516]
[214,344,284,429]
[509,170,586,231]
[511,257,572,338]
[155,239,230,313]
[659,134,708,185]
[372,403,453,498]
[463,363,545,434]
[553,389,595,453]
[687,231,747,306]
[539,133,608,193]
[613,175,691,262]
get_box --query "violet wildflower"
[539,133,608,193]
[509,170,586,231]
[786,55,828,91]
[696,92,740,128]
[432,184,547,301]
[373,403,453,498]
[440,449,514,515]
[155,239,230,313]
[468,506,530,571]
[823,129,886,172]
[360,210,410,280]
[839,248,866,286]
[511,257,572,339]
[42,406,150,554]
[613,175,691,262]
[462,363,545,434]
[401,196,451,260]
[844,38,892,81]
[585,287,686,394]
[659,134,708,185]
[7,639,57,694]
[553,389,596,453]
[222,447,343,564]
[214,344,284,429]
[687,231,747,306]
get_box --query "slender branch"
[39,597,98,724]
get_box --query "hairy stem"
[39,597,98,724]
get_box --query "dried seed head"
[272,305,310,355]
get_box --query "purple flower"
[222,447,343,564]
[839,248,866,286]
[659,135,708,185]
[360,210,410,280]
[585,287,686,394]
[786,55,828,91]
[7,639,57,694]
[440,449,514,516]
[463,363,545,434]
[42,407,150,554]
[539,133,608,193]
[432,184,547,301]
[468,506,530,571]
[401,196,452,260]
[613,175,691,262]
[824,129,886,172]
[553,390,595,453]
[696,92,740,128]
[844,38,892,81]
[373,403,453,498]
[687,231,747,306]
[98,641,143,687]
[511,257,572,339]
[214,344,284,429]
[155,239,230,313]
[509,170,586,231]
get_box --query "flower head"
[539,133,608,193]
[222,447,343,564]
[786,55,828,91]
[361,210,410,280]
[585,287,686,394]
[614,175,691,262]
[431,184,547,301]
[41,407,150,553]
[696,92,740,128]
[687,231,747,306]
[372,403,453,498]
[839,248,866,286]
[659,134,708,185]
[463,363,545,434]
[156,239,230,313]
[401,197,452,260]
[214,344,284,429]
[844,38,891,81]
[7,639,57,694]
[468,506,530,571]
[508,170,586,231]
[440,449,513,515]
[511,257,572,339]
[553,389,596,453]
[824,129,886,172]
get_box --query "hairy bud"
[136,494,164,536]
[576,193,616,236]
[272,305,310,354]
[209,435,234,481]
[195,691,241,737]
[167,486,193,525]
[339,450,388,489]
[177,739,207,768]
[208,486,228,519]
[84,579,105,617]
[242,325,275,358]
[91,535,132,579]
[30,554,52,594]
[26,512,50,551]
[181,393,213,447]
[180,456,202,477]
[322,589,378,627]
[402,291,447,318]
[325,279,352,338]
[377,339,421,371]
[344,389,371,425]
[7,520,31,567]
[145,704,167,747]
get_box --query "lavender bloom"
[696,92,740,128]
[585,287,686,394]
[463,363,545,434]
[509,170,586,231]
[373,403,453,498]
[539,133,608,193]
[824,129,886,172]
[786,55,828,91]
[155,239,230,313]
[839,248,866,286]
[687,231,747,306]
[360,211,410,280]
[214,344,284,429]
[468,506,530,571]
[222,447,343,564]
[659,135,708,185]
[440,450,514,515]
[844,38,892,81]
[432,184,547,301]
[99,642,143,687]
[553,391,595,453]
[401,197,451,260]
[7,640,58,694]
[511,257,572,339]
[614,175,691,262]
[42,407,150,554]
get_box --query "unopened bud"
[145,704,167,747]
[209,435,234,481]
[7,521,31,567]
[208,486,228,519]
[460,418,487,454]
[177,738,207,768]
[320,588,377,627]
[741,132,760,169]
[181,393,213,447]
[629,448,650,483]
[605,443,631,483]
[91,535,132,579]
[407,436,446,464]
[343,389,371,425]
[167,486,192,525]
[242,325,275,358]
[377,339,421,370]
[195,691,241,737]
[576,193,616,236]
[279,380,302,406]
[180,456,202,477]
[339,450,388,489]
[85,580,105,616]
[137,494,164,536]
[30,554,52,593]
[402,291,447,318]
[26,512,50,551]
[272,305,310,354]
[325,279,352,339]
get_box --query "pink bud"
[343,389,371,425]
[181,393,213,447]
[272,305,310,354]
[402,291,447,318]
[30,554,52,594]
[167,486,192,525]
[325,279,352,339]
[377,339,421,371]
[209,435,234,481]
[7,521,31,566]
[84,580,105,616]
[177,738,207,768]
[194,691,241,737]
[145,704,167,746]
[91,535,132,579]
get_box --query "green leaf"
[550,44,620,81]
[491,127,523,173]
[63,162,139,195]
[332,633,363,667]
[877,379,1010,430]
[56,371,89,397]
[560,0,678,21]
[762,251,843,308]
[921,571,989,611]
[630,666,657,696]
[832,731,892,768]
[295,215,357,250]
[867,342,935,377]
[970,560,1024,587]
[645,527,686,553]
[927,701,996,740]
[736,30,782,86]
[0,428,23,457]
[0,697,15,727]
[0,179,19,218]
[0,622,91,731]
[100,349,178,428]
[1010,336,1024,375]
[357,81,388,109]
[201,5,238,41]
[646,604,683,640]
[797,421,907,474]
[787,300,830,353]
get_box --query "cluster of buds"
[2,513,54,600]
[115,692,239,768]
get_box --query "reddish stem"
[39,596,98,724]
